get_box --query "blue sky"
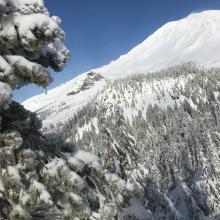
[15,0,220,102]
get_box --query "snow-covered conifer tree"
[0,1,141,219]
[0,0,69,106]
[114,107,139,171]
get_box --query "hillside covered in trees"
[47,63,220,219]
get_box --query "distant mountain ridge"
[95,10,220,78]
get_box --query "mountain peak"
[93,10,220,79]
[187,10,220,18]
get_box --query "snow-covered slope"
[96,10,220,78]
[23,72,106,126]
[23,10,220,126]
